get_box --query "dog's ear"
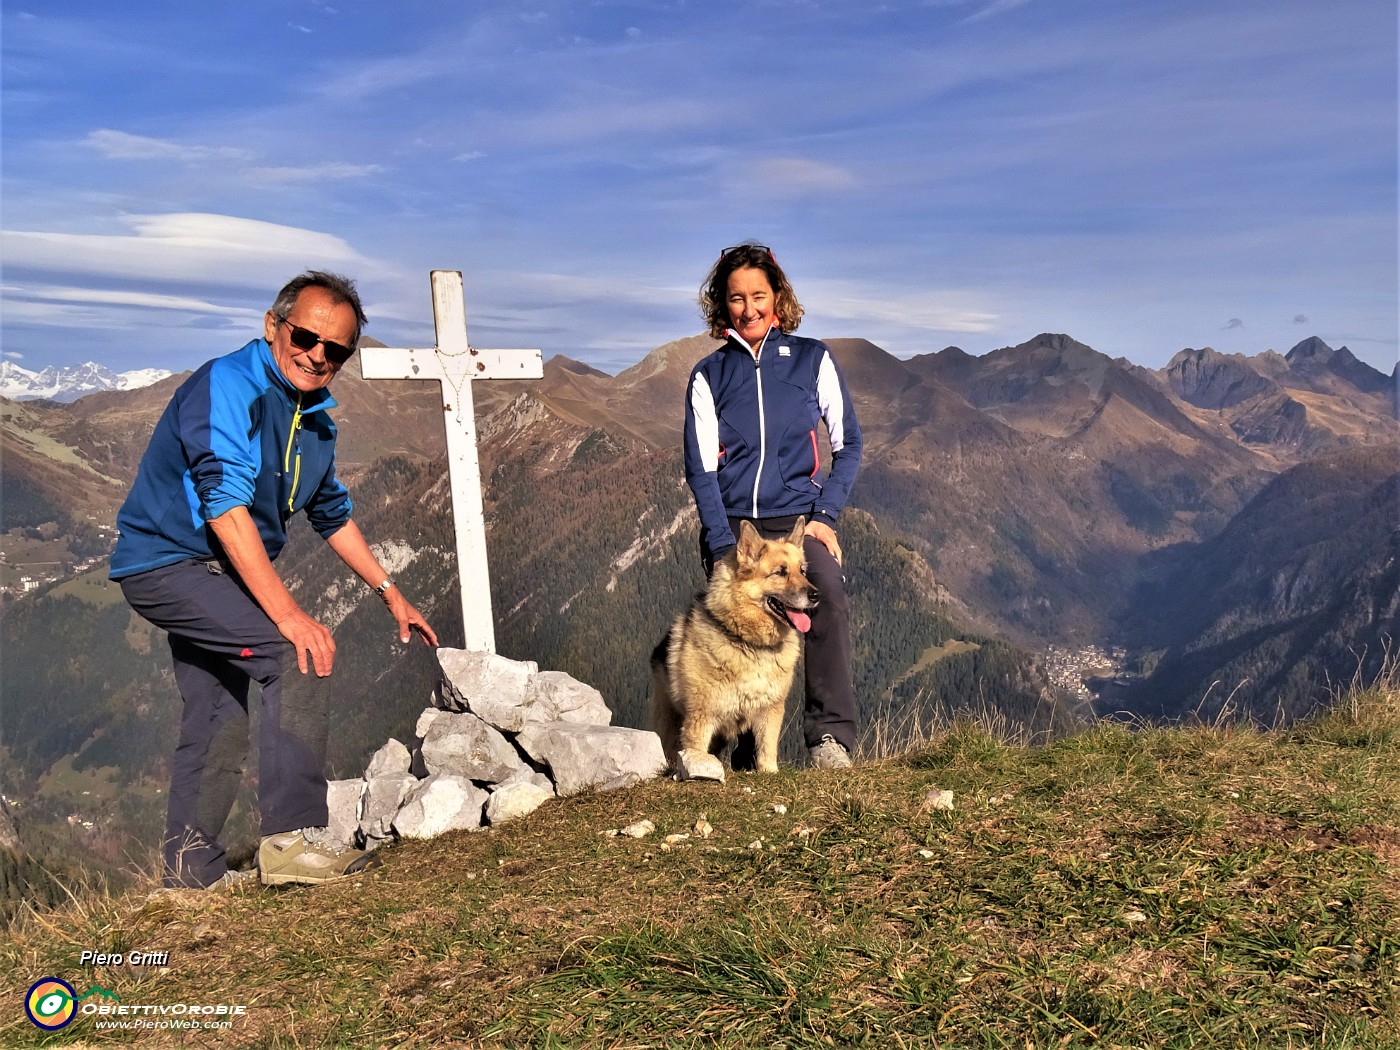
[736,519,765,563]
[786,516,807,547]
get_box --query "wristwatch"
[375,578,395,596]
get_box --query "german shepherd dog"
[651,518,817,774]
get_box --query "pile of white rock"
[325,648,668,848]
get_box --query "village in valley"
[1043,643,1129,702]
[0,521,116,599]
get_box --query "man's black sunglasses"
[276,316,356,364]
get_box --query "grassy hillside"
[3,672,1396,1048]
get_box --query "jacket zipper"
[284,394,304,514]
[748,328,773,518]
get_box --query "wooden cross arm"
[360,345,544,382]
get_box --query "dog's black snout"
[807,587,820,605]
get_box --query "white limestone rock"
[393,774,488,839]
[485,781,554,825]
[461,669,612,734]
[325,779,365,847]
[415,708,445,739]
[922,788,956,812]
[365,738,412,779]
[621,819,656,838]
[523,672,613,726]
[359,773,418,841]
[675,749,726,783]
[437,648,537,715]
[515,722,667,797]
[411,709,443,776]
[498,766,556,796]
[416,711,528,784]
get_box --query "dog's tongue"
[786,609,812,634]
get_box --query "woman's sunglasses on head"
[277,316,356,364]
[719,244,773,259]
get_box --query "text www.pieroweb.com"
[94,1017,234,1031]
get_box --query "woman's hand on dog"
[804,519,843,566]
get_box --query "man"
[110,271,437,888]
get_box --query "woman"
[683,243,864,768]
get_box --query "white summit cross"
[359,270,543,653]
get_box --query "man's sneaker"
[809,735,853,770]
[211,868,261,890]
[147,867,259,902]
[258,827,380,886]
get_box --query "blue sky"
[3,0,1396,377]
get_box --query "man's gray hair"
[270,271,368,346]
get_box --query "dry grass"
[4,676,1399,1048]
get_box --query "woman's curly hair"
[699,244,804,339]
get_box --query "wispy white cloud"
[1,213,377,287]
[85,129,252,163]
[960,0,1037,24]
[3,283,253,316]
[244,163,384,184]
[356,266,694,354]
[83,130,378,185]
[747,158,858,194]
[315,58,462,102]
[0,295,259,333]
[504,270,692,307]
[807,280,1000,336]
[519,95,712,144]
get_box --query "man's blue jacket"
[110,339,351,579]
[684,328,863,561]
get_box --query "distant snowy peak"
[0,361,173,402]
[115,368,174,390]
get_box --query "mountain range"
[0,361,172,403]
[4,330,1394,660]
[1,330,1395,875]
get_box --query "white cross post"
[359,270,542,653]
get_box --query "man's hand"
[274,608,337,676]
[382,587,438,647]
[804,518,843,565]
[208,506,333,673]
[324,520,439,650]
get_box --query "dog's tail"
[649,630,670,673]
[649,628,680,763]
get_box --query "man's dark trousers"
[120,559,330,888]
